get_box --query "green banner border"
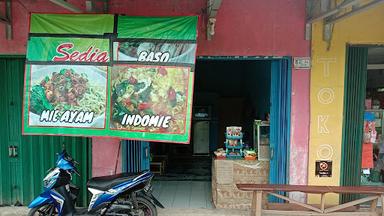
[27,37,111,62]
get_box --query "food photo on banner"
[27,65,108,128]
[22,14,198,143]
[110,65,190,134]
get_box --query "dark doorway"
[150,59,273,181]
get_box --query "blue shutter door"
[269,59,291,202]
[123,140,150,172]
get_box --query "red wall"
[0,0,310,182]
[0,0,74,54]
[0,0,309,57]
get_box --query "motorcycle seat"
[87,172,145,191]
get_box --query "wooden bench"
[237,184,384,216]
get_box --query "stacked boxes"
[225,126,244,159]
[212,159,269,209]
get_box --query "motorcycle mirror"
[73,169,80,176]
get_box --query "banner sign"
[114,41,196,64]
[23,14,198,143]
[27,37,110,63]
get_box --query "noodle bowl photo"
[28,65,107,128]
[110,65,190,133]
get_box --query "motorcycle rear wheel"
[28,204,57,216]
[107,196,157,216]
[135,196,157,216]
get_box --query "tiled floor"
[152,181,213,209]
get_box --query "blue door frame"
[269,58,292,201]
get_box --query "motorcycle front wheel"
[107,196,157,216]
[28,204,57,216]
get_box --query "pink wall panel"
[289,68,310,201]
[92,137,122,177]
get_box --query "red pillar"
[289,68,310,201]
[92,138,122,177]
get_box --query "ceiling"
[368,47,384,64]
[367,47,384,89]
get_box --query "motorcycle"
[27,150,164,216]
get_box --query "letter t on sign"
[317,58,336,78]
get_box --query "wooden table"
[237,184,384,216]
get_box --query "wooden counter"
[212,159,269,209]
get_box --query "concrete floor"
[158,208,249,216]
[0,207,28,216]
[0,207,249,216]
[2,206,383,216]
[152,181,213,209]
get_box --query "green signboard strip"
[27,37,110,62]
[30,14,114,35]
[117,16,198,40]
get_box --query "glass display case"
[253,120,270,161]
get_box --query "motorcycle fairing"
[56,152,75,171]
[28,190,53,208]
[88,172,153,211]
[28,190,65,214]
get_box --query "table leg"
[370,197,378,212]
[320,193,325,213]
[251,191,257,216]
[251,191,263,216]
[381,195,384,216]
